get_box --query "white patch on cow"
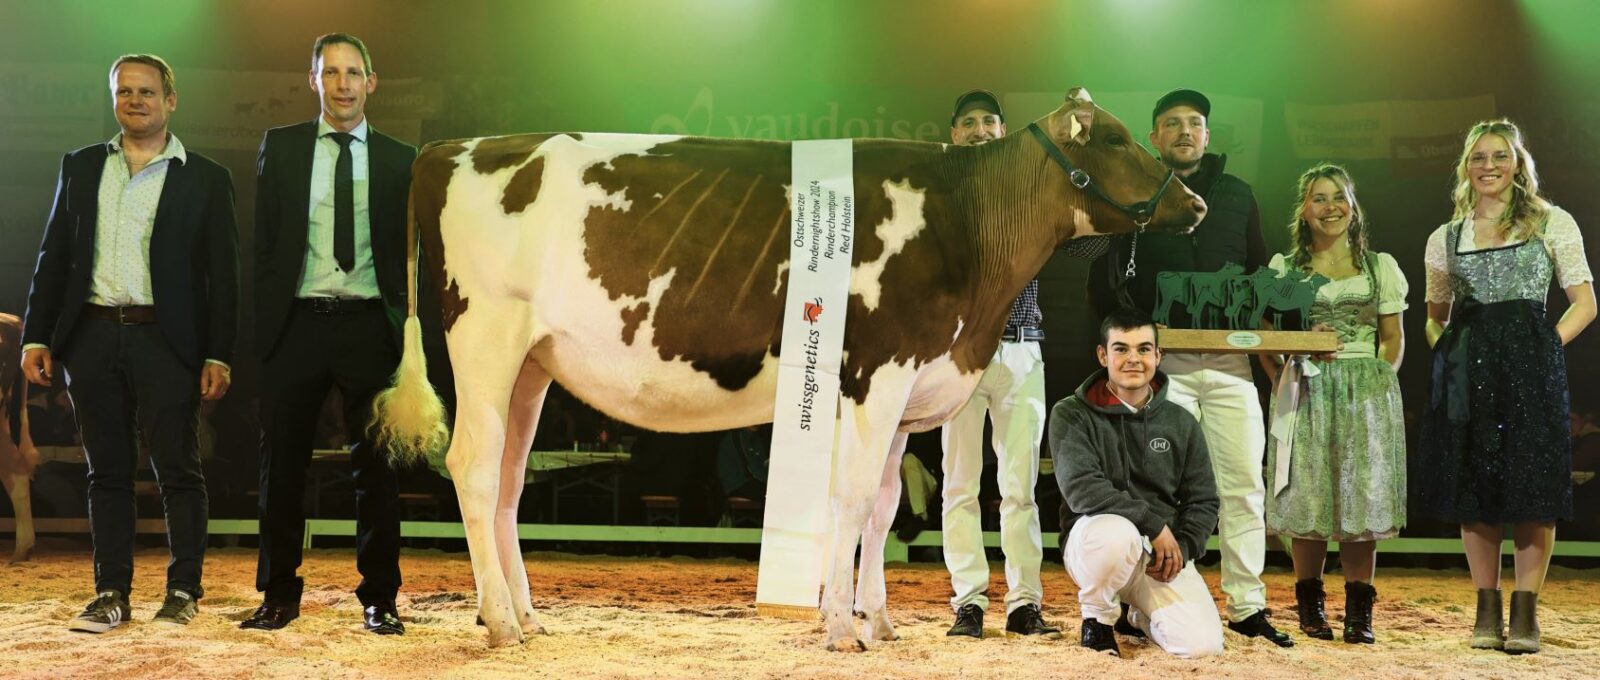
[653,192,663,199]
[772,261,789,295]
[1071,206,1101,236]
[850,179,926,312]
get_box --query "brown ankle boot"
[1294,578,1333,640]
[1504,590,1540,654]
[1343,581,1375,644]
[1469,588,1504,650]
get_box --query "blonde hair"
[1286,163,1369,273]
[109,54,176,95]
[1450,118,1550,240]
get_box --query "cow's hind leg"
[2,472,33,563]
[496,352,552,637]
[853,430,907,642]
[822,382,913,652]
[444,315,534,647]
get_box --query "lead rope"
[1124,227,1143,279]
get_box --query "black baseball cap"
[951,89,1003,126]
[1152,88,1211,125]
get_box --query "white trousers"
[1160,352,1267,621]
[940,340,1045,613]
[1065,514,1225,659]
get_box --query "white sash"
[1269,356,1320,496]
[756,139,856,611]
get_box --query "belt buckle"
[116,306,135,325]
[312,298,339,314]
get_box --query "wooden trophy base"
[1158,328,1339,355]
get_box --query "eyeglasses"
[1467,151,1513,168]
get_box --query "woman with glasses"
[1262,164,1407,645]
[1420,119,1596,654]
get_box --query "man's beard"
[1163,152,1202,171]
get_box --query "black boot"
[1294,579,1334,640]
[1342,581,1375,644]
[1469,588,1503,650]
[1504,591,1540,654]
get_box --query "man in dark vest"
[1087,89,1291,647]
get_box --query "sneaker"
[152,589,198,627]
[946,603,984,638]
[1005,603,1063,639]
[69,591,131,633]
[1080,618,1121,657]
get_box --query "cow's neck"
[940,132,1080,344]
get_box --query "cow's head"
[1031,88,1206,239]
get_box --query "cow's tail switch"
[369,187,449,466]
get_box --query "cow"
[1,312,40,563]
[369,93,1207,649]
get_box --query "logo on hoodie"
[1149,437,1171,453]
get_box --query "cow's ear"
[1052,107,1092,147]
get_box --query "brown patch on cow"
[470,134,539,175]
[619,302,649,345]
[414,141,471,333]
[502,156,545,214]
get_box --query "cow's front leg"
[853,431,907,642]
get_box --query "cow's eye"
[1105,134,1126,147]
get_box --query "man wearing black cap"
[1086,89,1290,647]
[937,88,1079,640]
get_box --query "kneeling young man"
[1050,308,1223,659]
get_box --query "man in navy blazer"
[243,33,417,636]
[21,54,238,633]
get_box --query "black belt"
[296,297,384,314]
[83,303,157,325]
[1002,326,1044,342]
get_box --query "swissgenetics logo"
[802,297,824,324]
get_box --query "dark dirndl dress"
[1418,222,1572,524]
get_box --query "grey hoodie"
[1050,368,1219,563]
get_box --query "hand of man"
[200,362,231,401]
[1145,525,1184,583]
[21,347,53,387]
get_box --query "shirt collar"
[107,132,188,165]
[317,116,369,143]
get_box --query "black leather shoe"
[946,604,984,638]
[1080,618,1121,657]
[1113,603,1147,640]
[240,602,299,631]
[364,603,405,635]
[1229,610,1294,648]
[1005,604,1062,639]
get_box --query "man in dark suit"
[242,33,416,636]
[21,54,238,633]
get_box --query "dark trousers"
[256,302,401,606]
[62,318,207,599]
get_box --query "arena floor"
[0,540,1596,679]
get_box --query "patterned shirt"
[1004,235,1109,332]
[298,117,381,299]
[88,132,187,307]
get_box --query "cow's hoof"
[521,622,547,636]
[861,610,899,642]
[825,637,868,653]
[486,629,523,648]
[8,546,32,564]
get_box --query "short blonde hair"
[109,54,176,95]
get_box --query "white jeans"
[1160,352,1267,622]
[1065,514,1225,659]
[940,340,1045,613]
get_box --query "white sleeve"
[1267,252,1288,276]
[1542,207,1594,289]
[1374,252,1410,314]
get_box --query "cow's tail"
[369,182,449,467]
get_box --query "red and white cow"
[371,95,1205,649]
[1,312,40,563]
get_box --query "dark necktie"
[329,131,356,273]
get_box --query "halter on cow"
[370,92,1206,649]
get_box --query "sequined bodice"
[1447,222,1555,304]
